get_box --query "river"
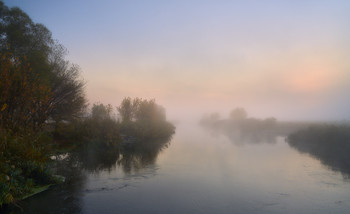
[10,122,350,213]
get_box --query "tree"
[0,52,51,132]
[91,103,113,121]
[134,99,166,122]
[117,97,167,123]
[117,97,175,139]
[86,103,120,147]
[0,1,86,122]
[229,108,248,120]
[0,2,86,205]
[117,97,141,122]
[48,44,87,121]
[117,97,134,122]
[0,52,55,206]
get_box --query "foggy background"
[5,0,350,121]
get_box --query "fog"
[3,1,350,213]
[6,0,350,123]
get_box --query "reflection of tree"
[287,125,350,178]
[224,118,278,145]
[224,128,277,145]
[117,137,172,173]
[75,144,120,173]
[74,135,172,174]
[200,110,278,145]
[6,135,173,213]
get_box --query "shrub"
[0,129,54,206]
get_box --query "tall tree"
[0,1,86,123]
[117,97,139,122]
[0,52,51,132]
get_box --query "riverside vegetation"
[0,1,175,207]
[287,124,350,177]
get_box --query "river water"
[11,122,350,213]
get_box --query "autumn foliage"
[0,53,56,206]
[0,52,52,132]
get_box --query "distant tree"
[117,97,138,122]
[84,103,120,147]
[91,103,113,121]
[117,98,167,123]
[209,112,220,121]
[229,108,248,120]
[134,99,166,122]
[117,97,175,139]
[199,112,220,127]
[263,117,277,129]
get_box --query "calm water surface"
[12,122,350,213]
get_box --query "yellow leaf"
[1,103,7,111]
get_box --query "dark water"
[10,122,350,213]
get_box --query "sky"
[3,0,350,121]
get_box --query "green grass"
[21,175,65,200]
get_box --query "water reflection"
[117,137,171,173]
[7,136,172,214]
[75,144,120,173]
[200,112,350,181]
[222,125,279,145]
[200,117,279,145]
[201,113,350,180]
[71,135,172,173]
